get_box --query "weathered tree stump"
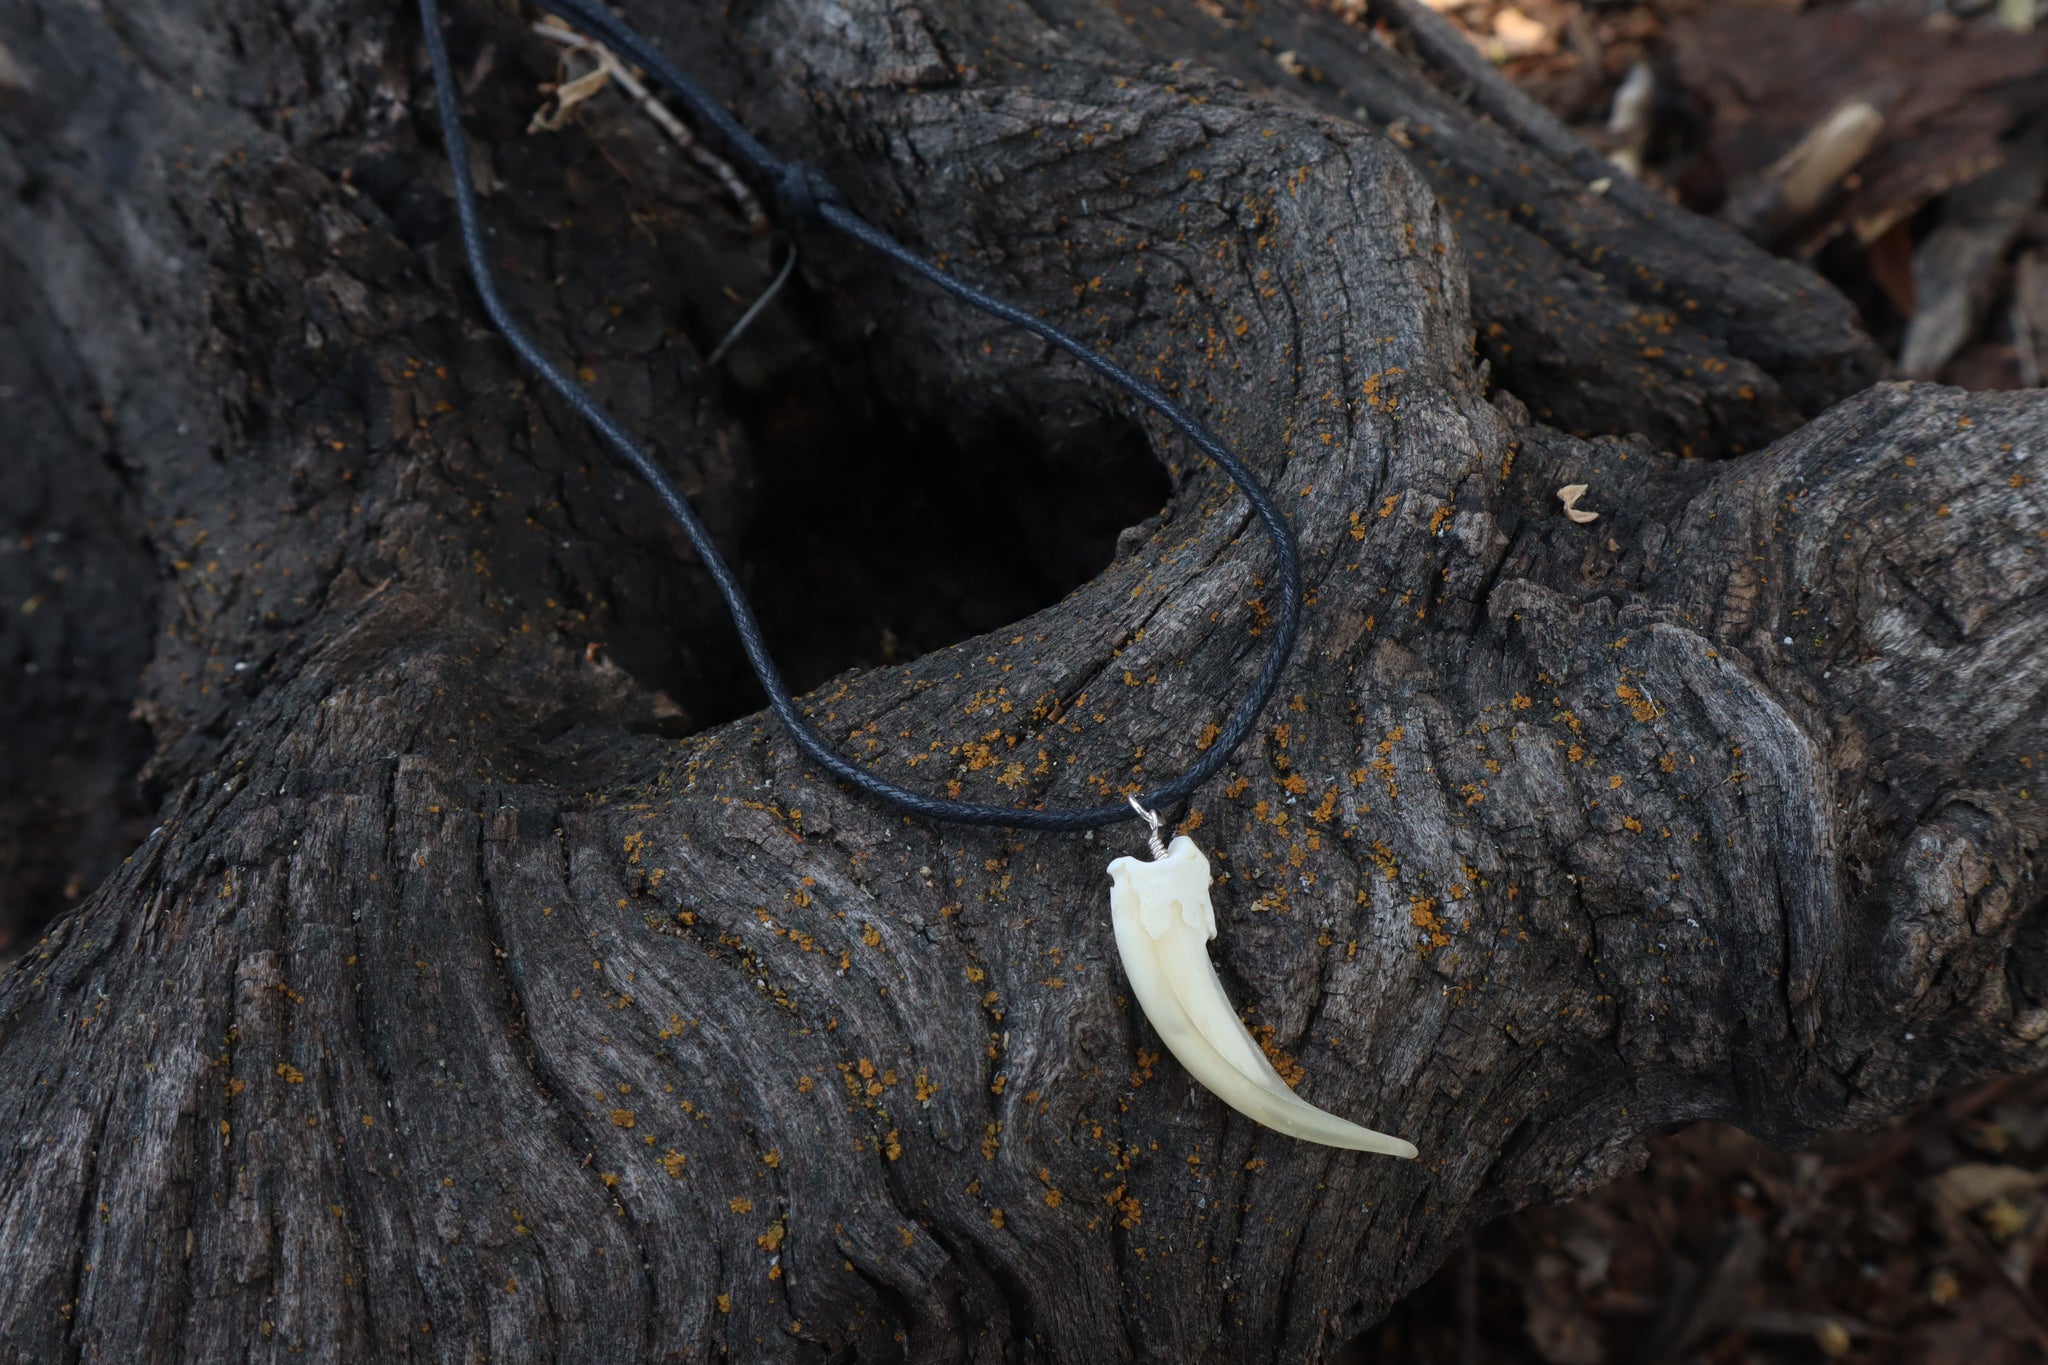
[0,0,2041,1359]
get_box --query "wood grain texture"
[0,0,2040,1361]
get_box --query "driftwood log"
[0,0,2041,1358]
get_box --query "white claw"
[1107,836,1418,1159]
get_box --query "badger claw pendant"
[1107,817,1418,1159]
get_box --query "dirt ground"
[1365,0,2048,388]
[1344,2,2048,1359]
[1356,1079,2048,1362]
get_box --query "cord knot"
[773,163,844,224]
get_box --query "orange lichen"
[1251,1026,1307,1088]
[1411,897,1449,952]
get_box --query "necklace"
[417,0,1413,1158]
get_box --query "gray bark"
[0,0,2040,1361]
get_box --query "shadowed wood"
[0,0,2041,1361]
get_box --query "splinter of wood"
[1557,483,1600,523]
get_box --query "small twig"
[531,19,769,234]
[1958,1214,2048,1355]
[2015,300,2041,390]
[706,245,799,367]
[1824,1073,2027,1183]
[1604,63,1655,180]
[527,62,610,134]
[1739,1308,1891,1346]
[1456,1237,1479,1365]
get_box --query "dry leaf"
[529,64,611,135]
[1492,7,1553,61]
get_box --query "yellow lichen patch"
[1411,896,1449,952]
[609,1109,636,1129]
[757,1221,787,1252]
[762,1150,781,1169]
[729,1196,754,1214]
[1368,753,1399,799]
[275,1063,305,1084]
[661,1150,687,1178]
[1251,1025,1307,1088]
[1615,683,1659,722]
[1106,1186,1143,1229]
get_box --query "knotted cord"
[416,0,1304,830]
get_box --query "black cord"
[417,0,1304,831]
